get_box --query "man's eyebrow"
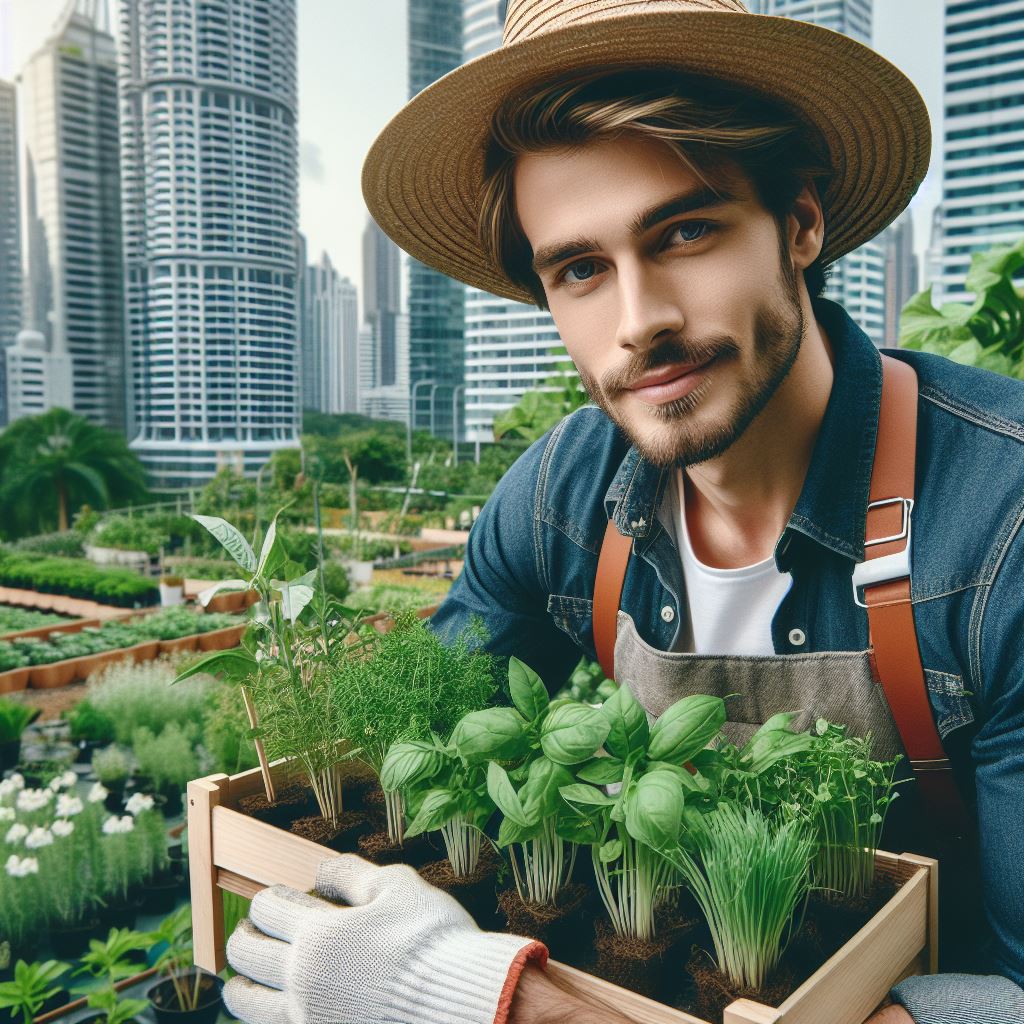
[530,184,738,277]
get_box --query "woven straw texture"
[361,0,930,305]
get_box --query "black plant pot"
[148,972,224,1024]
[50,916,105,958]
[37,987,70,1015]
[0,739,20,773]
[140,869,185,914]
[103,781,127,813]
[160,786,184,817]
[96,892,146,930]
[75,739,105,764]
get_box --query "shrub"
[87,658,215,745]
[131,724,199,792]
[201,685,259,776]
[11,532,86,558]
[89,516,166,557]
[91,745,130,786]
[0,552,158,608]
[64,700,117,744]
[0,701,40,743]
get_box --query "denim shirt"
[431,297,1024,1023]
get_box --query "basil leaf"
[624,770,684,853]
[508,657,549,722]
[555,810,603,845]
[451,707,530,764]
[192,515,256,573]
[599,839,623,864]
[519,757,574,822]
[559,783,614,807]
[647,695,726,764]
[404,789,457,837]
[487,762,530,826]
[576,756,626,785]
[540,704,611,765]
[498,815,542,847]
[601,682,649,760]
[380,741,445,793]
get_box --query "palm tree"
[0,408,149,538]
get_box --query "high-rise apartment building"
[883,212,919,346]
[0,79,20,426]
[408,0,465,440]
[119,0,301,488]
[937,0,1024,305]
[5,328,72,423]
[462,0,570,444]
[360,217,409,425]
[301,251,358,415]
[17,0,125,430]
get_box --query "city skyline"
[1,0,944,297]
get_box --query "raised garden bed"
[187,758,938,1024]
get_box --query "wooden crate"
[188,760,938,1024]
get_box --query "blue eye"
[564,260,598,284]
[672,221,712,244]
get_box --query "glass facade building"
[0,78,19,426]
[119,0,300,488]
[937,0,1024,304]
[18,0,125,429]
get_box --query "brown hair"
[478,67,834,310]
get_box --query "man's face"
[513,133,808,468]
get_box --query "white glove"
[223,853,549,1024]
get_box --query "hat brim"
[362,11,930,305]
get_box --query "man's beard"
[577,256,805,469]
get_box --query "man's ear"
[788,179,825,274]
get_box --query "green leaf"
[601,681,650,760]
[508,657,549,722]
[558,783,614,807]
[271,569,317,624]
[554,809,603,845]
[380,741,446,793]
[599,839,623,864]
[192,515,256,572]
[450,707,530,764]
[404,788,458,837]
[196,579,250,608]
[497,814,541,847]
[624,770,684,853]
[540,703,611,765]
[647,695,726,764]
[486,762,530,827]
[576,756,626,785]
[172,647,256,685]
[518,756,574,822]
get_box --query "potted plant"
[64,700,117,763]
[0,701,41,773]
[0,959,71,1023]
[145,906,224,1024]
[159,575,185,608]
[130,725,198,817]
[71,928,151,1024]
[91,746,131,811]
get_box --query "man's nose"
[614,260,685,352]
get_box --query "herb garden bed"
[187,757,937,1024]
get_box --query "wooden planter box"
[188,760,938,1024]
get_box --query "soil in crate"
[356,828,439,868]
[290,811,374,850]
[686,947,796,1022]
[418,844,502,929]
[497,883,595,967]
[237,783,317,828]
[589,917,678,1003]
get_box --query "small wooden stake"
[241,684,276,804]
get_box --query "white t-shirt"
[669,468,793,655]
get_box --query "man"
[223,3,1024,1023]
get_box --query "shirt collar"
[603,296,883,572]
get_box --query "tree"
[900,237,1024,378]
[0,408,149,538]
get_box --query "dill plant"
[332,613,497,845]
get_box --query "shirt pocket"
[546,594,593,648]
[923,667,975,740]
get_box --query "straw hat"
[361,0,930,305]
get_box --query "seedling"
[0,959,70,1024]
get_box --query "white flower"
[4,855,38,877]
[17,857,38,876]
[124,793,154,817]
[0,807,14,822]
[15,788,52,813]
[87,782,109,804]
[24,827,53,850]
[8,773,24,791]
[4,823,28,845]
[5,853,20,875]
[51,819,74,838]
[0,779,16,800]
[55,794,84,818]
[102,815,134,835]
[47,771,78,792]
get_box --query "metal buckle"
[851,497,914,609]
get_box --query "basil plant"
[558,681,727,943]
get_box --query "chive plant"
[559,683,727,943]
[668,804,815,991]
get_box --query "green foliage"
[88,516,167,557]
[900,237,1024,378]
[146,905,209,1011]
[63,700,116,744]
[0,408,149,540]
[554,657,617,704]
[0,959,71,1024]
[0,605,68,635]
[0,700,39,743]
[9,532,86,558]
[91,745,130,785]
[492,349,590,442]
[73,928,151,1024]
[131,723,199,792]
[0,550,158,608]
[201,684,260,776]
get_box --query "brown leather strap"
[863,356,972,836]
[594,519,632,680]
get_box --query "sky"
[0,0,943,298]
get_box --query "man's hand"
[223,854,547,1024]
[864,1005,914,1023]
[508,963,635,1024]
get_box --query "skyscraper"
[360,217,410,425]
[937,0,1024,305]
[17,0,125,430]
[755,0,888,346]
[461,0,570,445]
[0,78,20,426]
[408,0,465,440]
[883,212,919,347]
[119,0,301,489]
[301,252,358,416]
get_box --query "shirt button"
[660,605,675,623]
[789,628,806,646]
